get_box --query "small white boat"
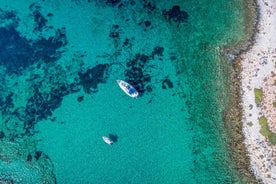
[103,136,113,145]
[117,80,139,98]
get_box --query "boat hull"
[116,80,139,98]
[103,136,113,145]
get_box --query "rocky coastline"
[223,0,276,183]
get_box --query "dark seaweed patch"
[130,1,135,6]
[50,117,56,122]
[33,9,47,31]
[162,5,188,25]
[11,107,25,122]
[144,20,151,27]
[170,55,177,61]
[124,45,167,95]
[138,20,152,31]
[5,56,83,136]
[23,81,78,134]
[4,74,81,136]
[34,151,42,160]
[0,8,71,135]
[0,9,17,20]
[77,96,84,102]
[109,24,120,38]
[142,0,156,13]
[106,0,121,6]
[152,46,164,57]
[27,153,32,162]
[124,53,152,95]
[123,38,129,47]
[32,27,68,63]
[47,13,54,17]
[2,93,14,112]
[78,64,110,93]
[0,27,67,73]
[109,31,119,38]
[28,3,49,32]
[0,131,5,139]
[0,9,20,27]
[162,78,174,89]
[0,27,33,72]
[28,3,37,10]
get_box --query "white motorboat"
[103,136,113,145]
[116,80,139,98]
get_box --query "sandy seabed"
[240,0,276,183]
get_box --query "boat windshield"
[129,88,136,94]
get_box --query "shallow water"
[0,0,248,183]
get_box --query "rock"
[0,131,5,139]
[162,5,188,25]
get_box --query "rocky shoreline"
[223,0,276,183]
[239,0,276,182]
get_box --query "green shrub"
[273,101,276,108]
[259,116,270,136]
[259,116,267,126]
[268,133,276,145]
[258,116,276,145]
[260,128,270,137]
[254,88,263,104]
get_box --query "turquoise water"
[0,0,248,183]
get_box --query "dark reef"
[109,24,120,38]
[0,131,5,139]
[1,92,14,113]
[34,151,43,160]
[162,5,188,25]
[0,8,67,73]
[0,3,173,141]
[105,0,121,6]
[0,6,71,135]
[27,153,32,162]
[162,78,174,89]
[0,27,33,72]
[32,9,48,31]
[124,53,151,95]
[124,46,170,95]
[142,0,156,13]
[77,96,84,102]
[0,8,20,27]
[152,46,164,57]
[78,64,110,93]
[144,20,151,27]
[24,86,65,131]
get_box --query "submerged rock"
[152,46,164,57]
[106,0,121,6]
[144,20,151,27]
[27,154,32,162]
[78,64,110,93]
[142,1,156,13]
[34,151,42,160]
[0,131,5,139]
[162,5,188,25]
[162,78,174,89]
[0,8,67,73]
[77,96,84,102]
